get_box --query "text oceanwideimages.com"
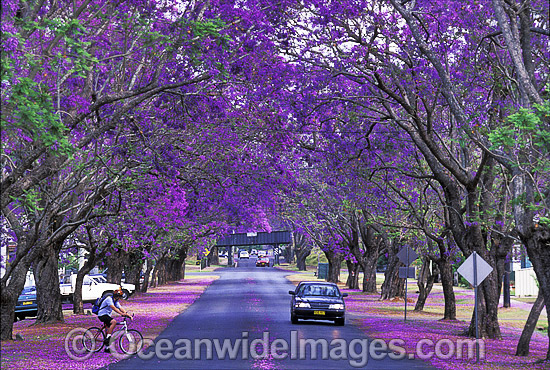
[66,329,485,367]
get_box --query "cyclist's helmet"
[113,287,124,297]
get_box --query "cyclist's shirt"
[97,296,121,317]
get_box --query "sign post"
[457,251,493,363]
[396,246,418,322]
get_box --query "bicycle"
[82,315,143,354]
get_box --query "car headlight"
[296,302,311,308]
[329,304,344,310]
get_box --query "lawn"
[0,275,218,370]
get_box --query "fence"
[514,268,539,297]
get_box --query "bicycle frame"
[84,316,138,353]
[93,317,130,338]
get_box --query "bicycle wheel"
[118,329,144,355]
[82,327,105,352]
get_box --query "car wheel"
[122,289,130,300]
[335,318,345,326]
[291,313,298,324]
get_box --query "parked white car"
[60,274,135,302]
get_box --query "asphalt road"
[103,257,433,369]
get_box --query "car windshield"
[22,286,36,294]
[298,284,339,297]
[91,275,107,283]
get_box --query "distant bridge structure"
[215,231,291,265]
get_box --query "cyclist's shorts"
[99,315,113,325]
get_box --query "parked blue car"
[15,286,38,320]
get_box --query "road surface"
[103,257,433,369]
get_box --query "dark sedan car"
[289,281,348,326]
[256,257,270,267]
[15,286,38,321]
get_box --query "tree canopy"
[1,0,549,359]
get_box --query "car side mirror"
[288,290,295,295]
[342,293,348,297]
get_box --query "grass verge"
[0,275,218,370]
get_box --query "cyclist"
[97,287,131,352]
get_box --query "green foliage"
[6,76,73,154]
[181,18,232,72]
[59,253,79,272]
[11,189,44,213]
[488,101,549,213]
[48,18,97,77]
[489,101,550,161]
[144,30,172,49]
[1,19,97,155]
[306,247,329,265]
[188,18,230,42]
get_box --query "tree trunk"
[288,242,295,264]
[325,249,342,283]
[522,225,550,361]
[495,244,514,309]
[73,259,96,314]
[32,245,64,324]
[345,260,360,289]
[151,267,158,288]
[380,259,405,300]
[357,219,383,294]
[1,287,20,340]
[296,252,308,271]
[415,257,436,311]
[176,247,187,280]
[293,233,312,271]
[361,256,378,293]
[1,260,32,340]
[124,250,143,291]
[105,246,125,284]
[153,256,168,286]
[380,241,405,300]
[294,234,312,271]
[141,258,154,293]
[0,224,73,338]
[160,258,169,285]
[467,252,501,338]
[72,241,109,314]
[208,247,219,266]
[227,247,233,267]
[181,255,186,280]
[167,259,177,281]
[516,291,545,356]
[281,245,291,263]
[167,249,186,281]
[503,260,511,308]
[125,264,141,291]
[437,258,456,320]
